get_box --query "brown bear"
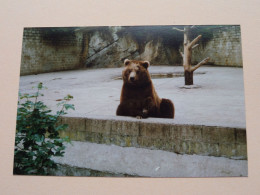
[116,59,174,119]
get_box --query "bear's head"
[122,59,151,86]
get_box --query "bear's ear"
[141,61,150,69]
[124,59,130,66]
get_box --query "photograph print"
[14,25,247,177]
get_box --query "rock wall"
[82,26,242,68]
[192,26,242,67]
[20,26,242,75]
[81,26,181,68]
[20,28,83,75]
[82,27,140,68]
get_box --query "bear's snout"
[129,71,136,82]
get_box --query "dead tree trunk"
[173,26,210,85]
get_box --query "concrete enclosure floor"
[18,66,247,177]
[18,66,246,128]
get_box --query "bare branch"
[189,35,202,48]
[192,44,199,49]
[179,49,184,58]
[172,27,184,32]
[191,57,210,72]
[190,25,195,29]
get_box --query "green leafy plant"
[14,82,75,175]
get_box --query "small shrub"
[13,82,75,175]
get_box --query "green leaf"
[64,104,75,110]
[37,82,43,89]
[56,124,69,131]
[64,94,73,100]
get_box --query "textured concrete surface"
[53,141,248,177]
[18,66,246,128]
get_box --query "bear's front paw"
[142,109,148,118]
[136,116,142,119]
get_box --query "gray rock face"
[82,26,242,68]
[140,39,164,63]
[88,31,112,56]
[84,27,180,67]
[85,27,139,68]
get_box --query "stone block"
[201,126,239,144]
[76,131,87,142]
[109,135,117,144]
[139,137,155,148]
[113,135,122,146]
[101,135,111,145]
[114,135,137,147]
[201,126,222,143]
[169,125,183,139]
[235,144,247,159]
[139,122,170,138]
[219,143,236,158]
[172,125,203,142]
[172,139,182,154]
[210,143,220,157]
[111,120,139,136]
[137,137,144,146]
[68,131,78,141]
[185,141,194,154]
[87,132,102,143]
[163,139,175,151]
[152,138,166,150]
[66,131,86,142]
[85,132,97,143]
[178,141,199,155]
[193,142,202,154]
[217,127,236,143]
[235,129,247,144]
[199,142,209,155]
[198,142,220,157]
[62,117,86,132]
[180,141,188,154]
[94,132,110,144]
[124,136,133,147]
[59,130,70,138]
[130,136,138,147]
[86,118,111,135]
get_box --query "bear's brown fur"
[116,59,174,119]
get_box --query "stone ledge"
[58,116,247,160]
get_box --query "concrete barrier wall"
[59,116,247,160]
